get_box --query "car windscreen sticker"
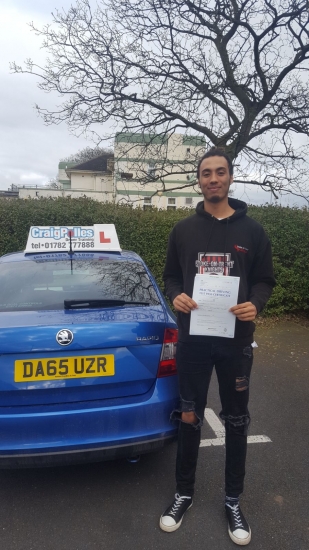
[25,224,121,254]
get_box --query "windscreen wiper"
[64,299,149,309]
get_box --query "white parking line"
[204,408,226,437]
[200,408,272,447]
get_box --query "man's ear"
[229,176,234,186]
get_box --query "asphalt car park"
[0,320,308,550]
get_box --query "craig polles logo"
[56,329,74,346]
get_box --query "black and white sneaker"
[160,493,193,532]
[225,502,251,545]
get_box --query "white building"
[114,132,205,209]
[16,133,206,209]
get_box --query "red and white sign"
[93,224,121,251]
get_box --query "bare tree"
[11,0,309,202]
[48,175,61,188]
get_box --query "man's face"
[198,156,233,203]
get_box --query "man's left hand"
[229,302,257,321]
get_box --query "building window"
[186,175,191,180]
[186,148,191,153]
[167,197,176,210]
[185,197,193,206]
[143,197,152,210]
[120,172,133,179]
[147,163,156,180]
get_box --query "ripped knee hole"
[181,411,198,424]
[235,376,249,392]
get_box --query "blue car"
[0,225,178,467]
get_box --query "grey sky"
[0,0,306,207]
[0,1,94,191]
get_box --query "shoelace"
[226,503,244,529]
[169,494,191,516]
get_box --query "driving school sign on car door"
[25,224,122,253]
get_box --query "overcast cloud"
[0,1,96,191]
[0,1,306,207]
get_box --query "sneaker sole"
[159,503,193,533]
[228,526,252,546]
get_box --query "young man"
[160,148,275,545]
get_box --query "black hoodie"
[163,198,276,344]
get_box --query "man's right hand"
[173,293,198,313]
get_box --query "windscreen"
[0,258,161,311]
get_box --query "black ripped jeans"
[173,341,253,498]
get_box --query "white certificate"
[189,274,240,338]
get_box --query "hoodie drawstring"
[223,218,229,276]
[205,217,216,253]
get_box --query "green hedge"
[0,198,308,316]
